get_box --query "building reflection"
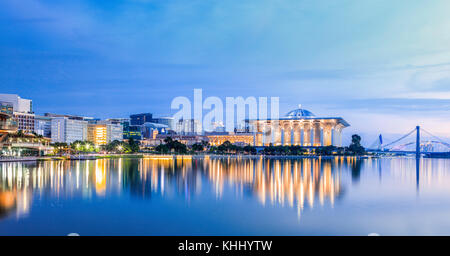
[2,156,450,220]
[204,157,343,218]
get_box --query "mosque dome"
[285,105,315,118]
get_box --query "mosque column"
[264,122,272,146]
[293,122,302,146]
[255,121,263,146]
[273,122,282,146]
[303,122,312,146]
[283,122,292,146]
[331,127,335,146]
[334,124,343,147]
[313,122,321,146]
[323,123,333,146]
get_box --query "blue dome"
[285,107,315,118]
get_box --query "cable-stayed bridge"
[367,126,450,157]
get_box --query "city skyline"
[1,0,450,144]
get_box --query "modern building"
[140,134,206,148]
[176,119,201,135]
[123,122,143,140]
[34,115,52,138]
[87,120,124,144]
[13,112,35,134]
[51,117,88,144]
[142,122,169,139]
[0,94,35,134]
[0,101,17,134]
[246,106,350,147]
[0,94,33,114]
[205,132,254,146]
[151,117,175,131]
[106,123,123,142]
[1,101,51,156]
[130,113,153,126]
[87,124,107,145]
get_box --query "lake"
[1,156,450,236]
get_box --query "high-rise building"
[34,115,52,138]
[176,119,201,135]
[51,117,88,144]
[151,117,175,131]
[130,113,153,125]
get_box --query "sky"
[1,0,450,145]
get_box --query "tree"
[192,143,204,152]
[348,134,365,155]
[128,138,140,153]
[155,144,169,154]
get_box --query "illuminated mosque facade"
[247,105,350,147]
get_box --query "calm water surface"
[1,156,450,235]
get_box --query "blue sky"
[1,0,450,145]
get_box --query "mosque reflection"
[1,156,450,220]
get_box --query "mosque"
[246,105,350,147]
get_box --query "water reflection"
[1,157,450,222]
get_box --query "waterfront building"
[87,121,124,144]
[246,106,350,147]
[151,117,175,131]
[34,115,52,138]
[13,112,35,134]
[0,94,35,134]
[176,119,201,135]
[51,117,88,144]
[87,124,107,145]
[130,113,153,126]
[123,122,143,140]
[141,134,205,148]
[205,132,254,146]
[44,113,95,121]
[0,101,17,134]
[142,122,169,139]
[0,94,32,114]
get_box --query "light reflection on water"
[1,156,450,235]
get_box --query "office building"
[34,115,52,138]
[0,94,33,114]
[142,122,169,139]
[51,117,88,144]
[176,119,201,135]
[151,117,175,131]
[130,113,153,125]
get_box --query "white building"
[51,117,88,144]
[246,106,350,147]
[0,94,35,134]
[176,119,201,135]
[106,123,123,142]
[0,94,33,113]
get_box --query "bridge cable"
[420,128,450,148]
[381,128,417,149]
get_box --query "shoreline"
[0,153,437,162]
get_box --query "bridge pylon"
[416,126,420,158]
